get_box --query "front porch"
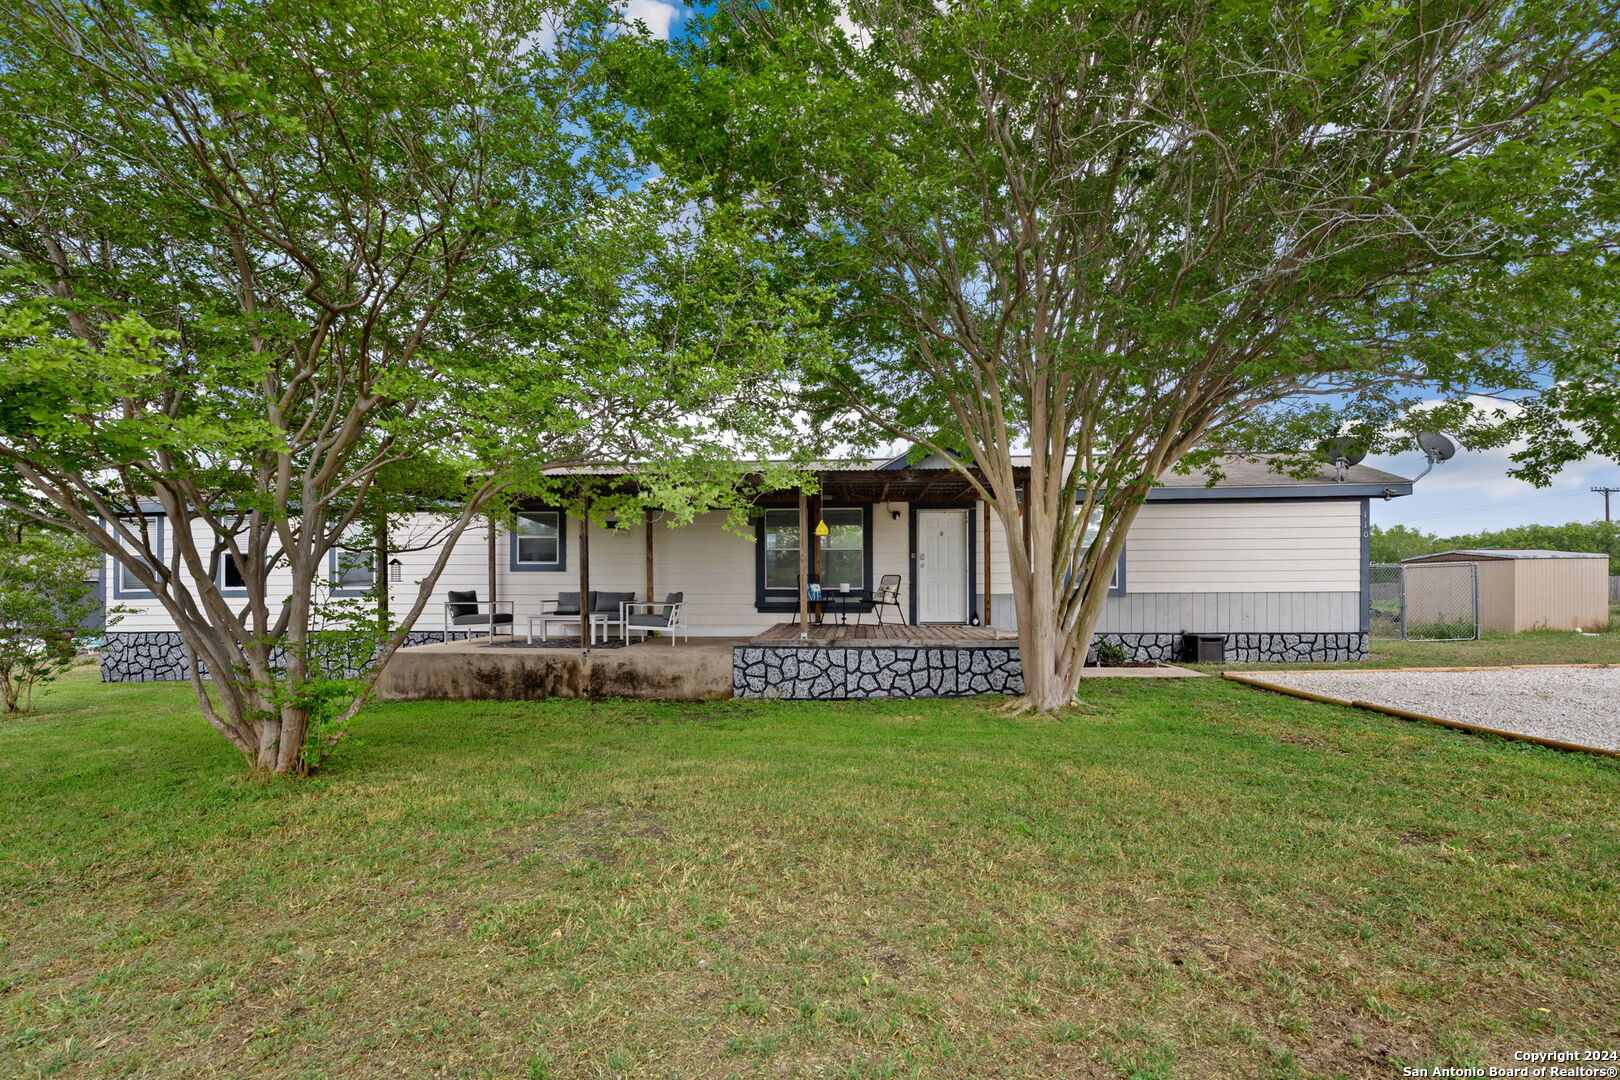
[749,621,1011,647]
[736,621,1023,700]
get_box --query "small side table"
[528,614,582,643]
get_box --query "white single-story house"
[96,453,1412,685]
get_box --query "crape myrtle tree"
[634,0,1620,709]
[0,512,114,714]
[0,0,805,772]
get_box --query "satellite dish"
[1416,431,1456,463]
[1411,431,1457,483]
[1317,436,1366,468]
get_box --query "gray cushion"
[663,591,683,607]
[447,590,479,619]
[452,612,513,626]
[593,590,635,614]
[551,590,584,616]
[627,611,670,628]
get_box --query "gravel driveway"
[1232,667,1620,753]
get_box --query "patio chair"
[871,574,903,625]
[591,591,637,644]
[531,591,592,641]
[442,589,514,638]
[623,592,687,646]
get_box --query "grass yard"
[2,668,1617,1079]
[1188,625,1620,672]
[1361,630,1620,669]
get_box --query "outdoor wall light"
[890,509,901,521]
[388,557,403,582]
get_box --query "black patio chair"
[871,574,903,625]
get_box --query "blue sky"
[1366,445,1620,535]
[618,0,691,39]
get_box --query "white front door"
[916,509,968,623]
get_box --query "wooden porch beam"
[810,491,822,613]
[644,506,655,606]
[983,498,992,626]
[578,490,591,652]
[487,514,497,635]
[798,489,809,638]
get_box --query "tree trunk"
[1010,513,1077,711]
[1000,484,1143,712]
[274,704,311,775]
[1016,595,1072,710]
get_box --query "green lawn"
[3,669,1617,1079]
[1359,630,1620,668]
[1189,624,1620,672]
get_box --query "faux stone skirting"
[1225,633,1367,664]
[101,628,1369,688]
[733,645,1023,699]
[99,629,477,683]
[734,631,1369,700]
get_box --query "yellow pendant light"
[814,519,829,537]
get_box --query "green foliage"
[628,0,1620,704]
[1403,616,1481,642]
[637,0,1620,462]
[1371,521,1620,573]
[0,0,807,769]
[1094,639,1130,667]
[0,521,116,712]
[1368,524,1454,565]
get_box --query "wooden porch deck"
[749,622,1012,647]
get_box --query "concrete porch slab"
[375,636,738,701]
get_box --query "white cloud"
[617,0,687,40]
[1322,394,1620,531]
[1367,441,1619,532]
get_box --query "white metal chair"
[442,590,514,638]
[622,592,687,645]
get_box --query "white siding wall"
[108,517,306,632]
[104,497,1363,637]
[1123,500,1361,593]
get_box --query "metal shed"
[1401,549,1610,632]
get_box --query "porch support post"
[487,514,497,638]
[644,506,655,606]
[578,491,591,652]
[1021,475,1032,559]
[983,496,992,626]
[798,489,809,638]
[809,491,822,626]
[374,516,389,619]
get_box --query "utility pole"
[1593,486,1620,523]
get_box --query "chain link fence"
[1369,562,1479,641]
